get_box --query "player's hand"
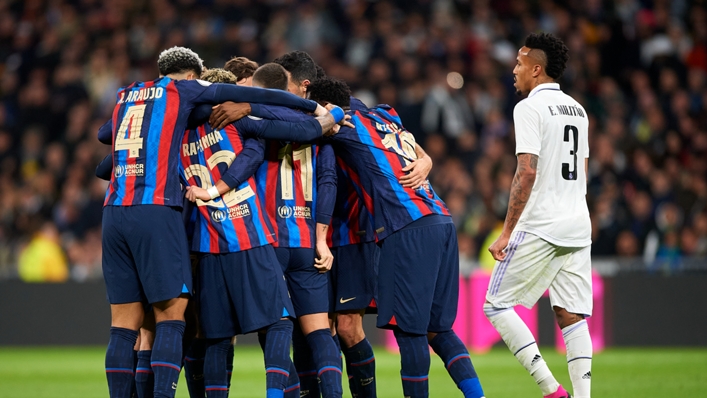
[323,124,340,137]
[488,234,511,261]
[314,241,334,273]
[314,104,329,117]
[185,186,211,202]
[210,102,250,130]
[324,103,354,129]
[400,154,432,189]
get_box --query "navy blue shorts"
[197,245,294,338]
[376,215,459,335]
[328,242,379,313]
[275,247,329,317]
[102,205,192,305]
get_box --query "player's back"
[514,84,591,247]
[327,162,375,247]
[181,122,276,253]
[105,77,211,207]
[331,105,449,241]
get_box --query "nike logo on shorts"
[339,297,356,304]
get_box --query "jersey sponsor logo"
[339,297,356,304]
[211,204,251,222]
[115,163,144,177]
[182,130,225,157]
[211,209,228,223]
[118,87,164,104]
[277,205,311,219]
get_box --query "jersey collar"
[528,82,561,98]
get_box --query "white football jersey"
[513,83,591,247]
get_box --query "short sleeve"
[513,101,542,156]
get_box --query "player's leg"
[550,245,593,398]
[136,310,155,398]
[427,223,484,398]
[337,310,376,398]
[150,296,189,398]
[102,206,146,398]
[183,256,206,398]
[484,232,570,398]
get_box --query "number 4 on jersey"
[115,104,146,158]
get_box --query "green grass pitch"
[0,346,705,397]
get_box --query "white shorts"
[485,231,593,316]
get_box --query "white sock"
[484,304,560,396]
[562,319,592,398]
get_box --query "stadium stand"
[0,0,705,281]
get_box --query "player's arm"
[95,154,113,181]
[185,137,265,203]
[489,101,541,261]
[241,107,339,142]
[314,143,337,273]
[193,82,325,114]
[97,119,112,145]
[400,143,433,189]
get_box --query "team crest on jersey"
[211,210,228,223]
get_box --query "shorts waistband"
[400,214,452,231]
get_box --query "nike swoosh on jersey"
[339,297,356,304]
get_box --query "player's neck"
[529,77,556,91]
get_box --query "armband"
[330,106,345,124]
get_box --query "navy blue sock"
[284,359,300,398]
[264,320,295,398]
[429,332,484,398]
[151,321,185,398]
[106,327,139,398]
[293,325,319,398]
[183,339,206,398]
[343,338,376,398]
[332,333,343,370]
[132,351,139,398]
[204,338,231,398]
[135,350,154,398]
[306,328,343,398]
[226,342,234,388]
[394,329,429,398]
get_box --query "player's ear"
[532,64,543,78]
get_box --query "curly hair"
[273,51,317,84]
[157,46,204,76]
[307,77,351,108]
[524,33,569,80]
[200,68,238,84]
[224,56,259,81]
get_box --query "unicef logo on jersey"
[114,165,125,178]
[211,210,228,223]
[278,205,293,219]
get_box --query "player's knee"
[483,302,509,320]
[336,313,365,347]
[552,306,584,329]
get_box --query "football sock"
[204,338,231,398]
[183,339,206,398]
[429,331,484,398]
[284,358,301,398]
[264,320,295,398]
[393,329,430,398]
[484,304,559,396]
[342,337,376,398]
[132,351,139,398]
[332,333,343,370]
[306,328,343,398]
[106,327,138,398]
[151,321,185,398]
[135,350,154,398]
[562,319,592,398]
[293,325,319,398]
[226,342,234,388]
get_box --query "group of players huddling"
[98,31,593,398]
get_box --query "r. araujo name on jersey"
[180,123,276,253]
[329,105,450,241]
[513,82,591,247]
[255,141,319,248]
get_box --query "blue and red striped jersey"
[180,122,276,253]
[329,105,450,241]
[326,161,375,247]
[103,77,318,207]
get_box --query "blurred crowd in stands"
[1,0,706,282]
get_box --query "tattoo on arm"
[317,114,336,134]
[503,153,538,234]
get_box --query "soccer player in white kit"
[484,33,592,398]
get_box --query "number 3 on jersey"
[115,104,146,158]
[278,144,314,201]
[562,124,578,181]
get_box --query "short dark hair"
[224,56,259,81]
[314,64,327,79]
[524,33,569,80]
[252,63,289,91]
[157,46,204,76]
[201,68,238,84]
[273,51,317,84]
[307,77,351,108]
